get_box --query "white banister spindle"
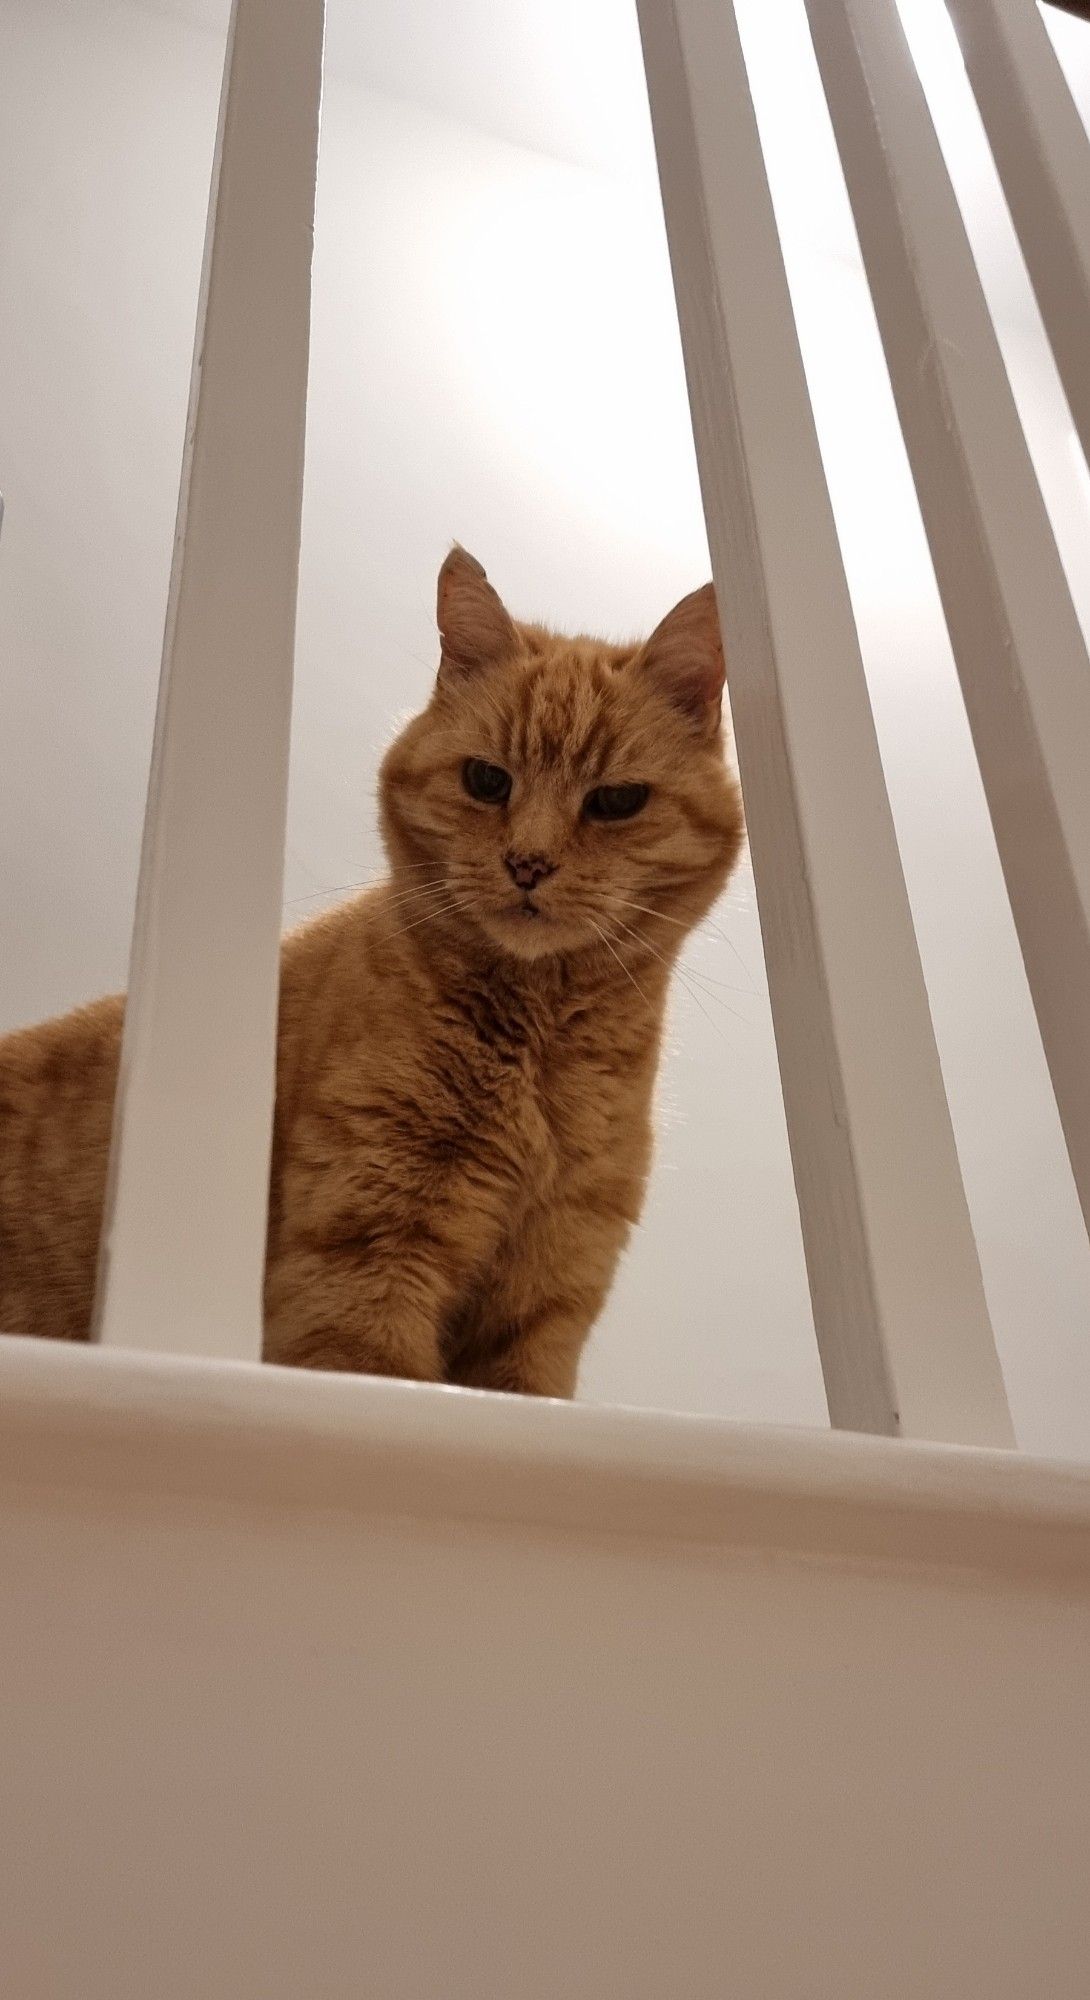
[945,0,1090,465]
[636,0,1013,1442]
[92,0,325,1358]
[803,0,1090,1244]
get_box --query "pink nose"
[505,852,556,892]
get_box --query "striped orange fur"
[0,549,743,1394]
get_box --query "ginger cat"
[0,549,743,1396]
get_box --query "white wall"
[1,0,1089,1453]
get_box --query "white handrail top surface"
[3,1335,1088,1583]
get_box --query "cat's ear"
[637,582,725,735]
[437,546,519,679]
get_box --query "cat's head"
[379,548,744,963]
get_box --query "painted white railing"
[91,0,1090,1446]
[92,0,324,1362]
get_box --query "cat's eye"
[583,783,650,822]
[463,758,512,805]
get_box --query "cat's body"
[265,883,664,1392]
[0,551,742,1395]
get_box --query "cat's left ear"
[637,582,725,735]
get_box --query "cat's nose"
[504,852,557,892]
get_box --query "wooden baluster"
[636,0,1013,1441]
[945,0,1090,465]
[93,0,325,1358]
[804,0,1090,1244]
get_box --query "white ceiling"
[136,0,1090,327]
[136,0,654,174]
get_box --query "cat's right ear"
[437,547,518,680]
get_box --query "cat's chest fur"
[423,986,659,1384]
[270,926,663,1381]
[426,980,649,1209]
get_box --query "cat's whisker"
[284,882,375,909]
[613,896,699,932]
[614,895,762,990]
[284,862,447,911]
[387,896,477,942]
[328,876,451,915]
[694,933,763,992]
[382,879,455,912]
[649,928,757,996]
[609,913,678,977]
[589,919,655,1009]
[679,959,754,999]
[674,965,746,1031]
[302,863,447,892]
[620,895,737,947]
[608,916,746,1032]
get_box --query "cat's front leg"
[266,1073,521,1380]
[451,1195,636,1400]
[263,1236,450,1379]
[454,1312,584,1399]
